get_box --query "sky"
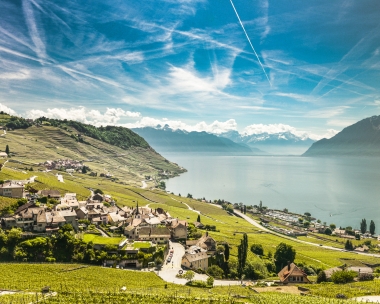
[1,0,380,140]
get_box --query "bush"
[206,276,214,287]
[207,265,224,279]
[185,280,207,288]
[331,270,356,284]
[358,273,374,281]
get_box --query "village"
[0,179,219,275]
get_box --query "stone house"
[169,219,187,240]
[138,227,170,244]
[181,251,209,271]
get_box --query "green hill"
[0,114,185,187]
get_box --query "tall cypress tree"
[224,243,230,261]
[370,220,376,235]
[5,145,9,155]
[197,214,201,223]
[360,219,367,234]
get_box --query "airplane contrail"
[229,0,272,86]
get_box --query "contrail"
[229,0,272,86]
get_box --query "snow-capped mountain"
[218,130,315,155]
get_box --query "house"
[0,152,8,158]
[124,218,142,239]
[169,219,187,240]
[193,221,204,229]
[0,182,24,198]
[138,227,170,244]
[186,233,216,254]
[107,212,125,226]
[181,251,209,271]
[76,206,88,219]
[278,263,310,284]
[39,190,61,199]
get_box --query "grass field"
[82,234,124,245]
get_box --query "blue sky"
[1,0,380,139]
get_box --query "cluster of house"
[41,159,84,171]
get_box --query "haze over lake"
[165,154,380,228]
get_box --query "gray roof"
[182,252,208,263]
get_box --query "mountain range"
[131,126,265,155]
[218,130,315,155]
[303,115,380,157]
[133,126,315,155]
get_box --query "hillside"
[0,114,185,186]
[132,126,265,155]
[303,115,380,156]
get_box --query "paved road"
[234,209,380,259]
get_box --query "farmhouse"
[0,182,24,198]
[278,263,310,284]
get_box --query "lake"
[164,153,380,229]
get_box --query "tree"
[237,233,248,278]
[330,223,336,230]
[250,244,264,256]
[324,227,332,235]
[206,276,214,287]
[94,189,103,194]
[370,220,376,235]
[360,219,367,234]
[316,270,327,283]
[187,193,193,199]
[274,243,296,272]
[183,270,194,282]
[243,205,247,214]
[344,240,353,250]
[197,214,201,223]
[82,166,87,174]
[5,145,9,155]
[224,243,230,261]
[207,265,224,279]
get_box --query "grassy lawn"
[82,234,124,245]
[133,241,151,249]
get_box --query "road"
[141,180,147,189]
[234,209,380,259]
[158,241,242,286]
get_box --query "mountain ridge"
[303,115,380,157]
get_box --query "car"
[167,257,171,262]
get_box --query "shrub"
[316,270,327,283]
[358,273,374,281]
[207,265,224,279]
[185,280,207,288]
[331,270,356,284]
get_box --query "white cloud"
[0,103,17,115]
[323,129,339,139]
[125,118,237,134]
[306,106,351,119]
[25,106,141,125]
[0,69,30,80]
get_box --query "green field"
[82,234,124,245]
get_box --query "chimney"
[287,261,291,271]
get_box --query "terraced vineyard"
[0,264,350,304]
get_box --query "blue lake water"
[164,153,380,229]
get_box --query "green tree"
[187,193,193,199]
[344,240,353,250]
[250,243,264,256]
[316,270,327,283]
[370,220,375,235]
[183,270,195,282]
[224,243,230,261]
[94,189,103,194]
[206,276,214,287]
[237,233,248,278]
[274,243,296,272]
[360,219,367,234]
[330,223,336,230]
[324,227,332,235]
[82,166,87,174]
[5,145,9,155]
[197,214,201,223]
[207,265,224,279]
